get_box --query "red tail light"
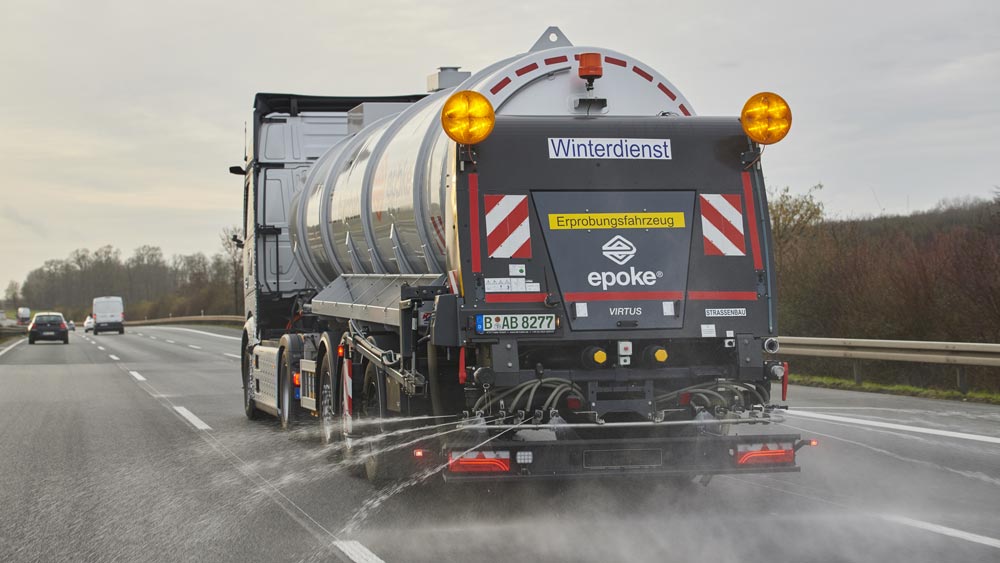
[28,323,35,331]
[735,442,795,466]
[448,451,511,473]
[60,322,67,330]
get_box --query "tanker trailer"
[232,27,814,483]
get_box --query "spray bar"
[460,415,785,430]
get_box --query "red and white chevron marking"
[485,194,532,259]
[700,194,746,256]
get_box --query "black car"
[28,312,70,344]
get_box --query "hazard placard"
[699,194,745,256]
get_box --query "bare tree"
[220,225,243,315]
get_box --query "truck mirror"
[231,234,244,249]
[229,165,245,175]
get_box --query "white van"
[92,296,124,335]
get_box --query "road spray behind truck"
[233,28,813,482]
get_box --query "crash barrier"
[125,315,243,327]
[778,337,1000,394]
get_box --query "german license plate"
[476,314,555,334]
[43,332,55,336]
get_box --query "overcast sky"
[1,0,997,286]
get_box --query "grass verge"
[790,373,1000,406]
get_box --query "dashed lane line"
[223,353,241,360]
[98,346,105,351]
[166,340,175,344]
[332,540,386,563]
[152,326,241,341]
[172,406,212,430]
[129,370,146,381]
[109,354,120,361]
[188,344,202,350]
[882,515,1000,550]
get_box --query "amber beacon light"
[441,90,496,145]
[740,92,792,145]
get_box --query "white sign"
[701,324,717,338]
[705,308,748,317]
[548,138,672,160]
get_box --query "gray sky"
[1,0,997,286]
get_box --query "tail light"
[448,451,511,473]
[28,323,35,331]
[60,322,67,330]
[735,442,795,466]
[292,372,300,387]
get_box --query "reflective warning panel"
[700,194,746,256]
[485,194,532,259]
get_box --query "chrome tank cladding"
[289,35,696,288]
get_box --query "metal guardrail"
[126,315,243,327]
[778,336,1000,393]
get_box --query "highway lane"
[1,327,998,562]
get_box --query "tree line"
[4,227,242,323]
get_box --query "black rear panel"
[459,116,777,343]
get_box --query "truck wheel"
[319,352,339,445]
[360,362,393,484]
[243,344,263,420]
[278,348,301,430]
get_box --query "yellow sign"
[548,212,686,230]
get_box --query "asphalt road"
[1,327,998,562]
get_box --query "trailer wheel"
[242,342,263,420]
[360,362,394,484]
[319,352,339,446]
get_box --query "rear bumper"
[95,322,123,331]
[430,433,805,482]
[29,330,68,341]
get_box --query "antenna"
[243,121,248,163]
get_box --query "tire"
[119,328,124,335]
[319,352,339,446]
[28,337,35,345]
[93,329,99,336]
[360,362,393,484]
[242,342,263,420]
[63,337,69,344]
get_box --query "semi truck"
[233,28,812,483]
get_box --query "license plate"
[476,314,556,334]
[43,332,55,336]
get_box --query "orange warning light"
[578,52,603,81]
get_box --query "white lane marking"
[332,541,385,563]
[188,344,202,350]
[224,353,241,359]
[0,338,26,358]
[173,406,212,430]
[150,336,157,340]
[166,340,175,344]
[136,333,143,336]
[98,346,105,351]
[787,410,1000,445]
[90,341,96,345]
[882,515,1000,550]
[129,370,146,381]
[152,326,241,341]
[109,354,120,361]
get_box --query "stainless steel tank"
[289,31,695,288]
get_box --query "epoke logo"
[601,235,636,265]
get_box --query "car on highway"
[83,316,94,332]
[28,312,70,344]
[92,296,124,335]
[67,320,75,331]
